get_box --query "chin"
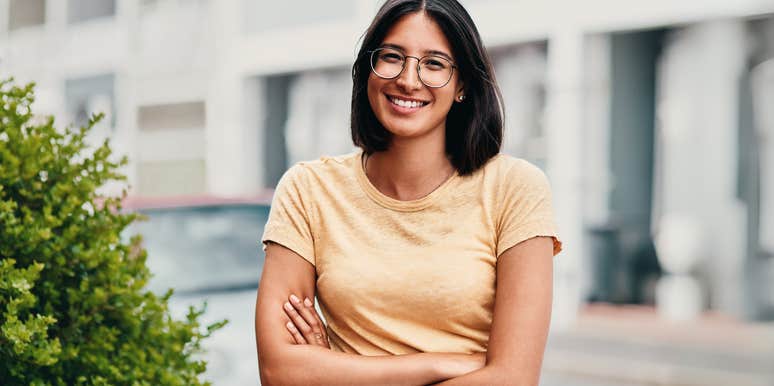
[383,122,435,139]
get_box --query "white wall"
[1,0,772,324]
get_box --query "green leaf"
[0,77,224,385]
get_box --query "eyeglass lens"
[370,48,453,88]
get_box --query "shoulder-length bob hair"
[351,0,503,176]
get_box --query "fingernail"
[290,294,300,303]
[286,321,296,331]
[304,298,313,307]
[284,302,293,310]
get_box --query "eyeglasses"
[369,47,457,88]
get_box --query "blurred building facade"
[1,0,773,326]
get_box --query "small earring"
[458,95,465,102]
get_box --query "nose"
[395,56,422,91]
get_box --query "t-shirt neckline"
[354,149,459,212]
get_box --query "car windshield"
[126,204,270,294]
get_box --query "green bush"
[0,79,224,385]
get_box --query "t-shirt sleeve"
[496,160,563,258]
[261,164,316,266]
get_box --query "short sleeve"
[496,160,563,258]
[261,164,316,266]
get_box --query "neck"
[365,133,455,201]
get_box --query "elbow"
[258,356,287,386]
[483,365,540,386]
[259,363,277,386]
[258,351,287,386]
[257,344,278,386]
[258,353,299,386]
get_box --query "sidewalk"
[542,304,774,386]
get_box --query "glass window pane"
[64,73,116,129]
[244,0,357,34]
[491,42,548,167]
[68,0,116,24]
[128,204,269,293]
[138,101,206,131]
[136,159,206,197]
[8,0,45,31]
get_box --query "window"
[490,42,549,168]
[68,0,116,24]
[8,0,45,31]
[283,69,354,166]
[129,204,268,294]
[261,75,292,187]
[137,101,206,131]
[243,0,356,34]
[254,68,353,187]
[136,159,206,197]
[748,18,774,255]
[64,73,116,130]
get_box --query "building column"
[653,20,748,318]
[545,28,586,329]
[207,0,260,196]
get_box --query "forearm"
[433,365,525,386]
[256,245,481,385]
[260,345,469,386]
[434,237,554,386]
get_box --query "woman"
[255,0,562,384]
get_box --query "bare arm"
[255,242,483,386]
[433,236,555,386]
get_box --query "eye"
[423,57,448,70]
[379,52,403,63]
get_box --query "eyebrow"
[380,43,454,62]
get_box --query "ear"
[455,82,466,103]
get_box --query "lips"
[385,94,430,112]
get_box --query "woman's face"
[367,12,464,141]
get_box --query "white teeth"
[390,96,425,108]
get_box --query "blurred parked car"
[123,195,271,385]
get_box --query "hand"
[283,293,330,349]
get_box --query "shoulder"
[481,154,551,191]
[292,150,359,173]
[279,150,360,187]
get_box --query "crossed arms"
[254,236,554,385]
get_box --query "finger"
[304,297,329,347]
[303,297,325,333]
[285,321,307,344]
[290,295,325,346]
[283,301,312,338]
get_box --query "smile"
[387,95,429,110]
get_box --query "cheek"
[431,90,456,112]
[432,79,461,112]
[367,76,382,109]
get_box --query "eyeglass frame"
[368,47,458,88]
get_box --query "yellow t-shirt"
[261,150,562,355]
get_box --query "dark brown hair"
[350,0,504,176]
